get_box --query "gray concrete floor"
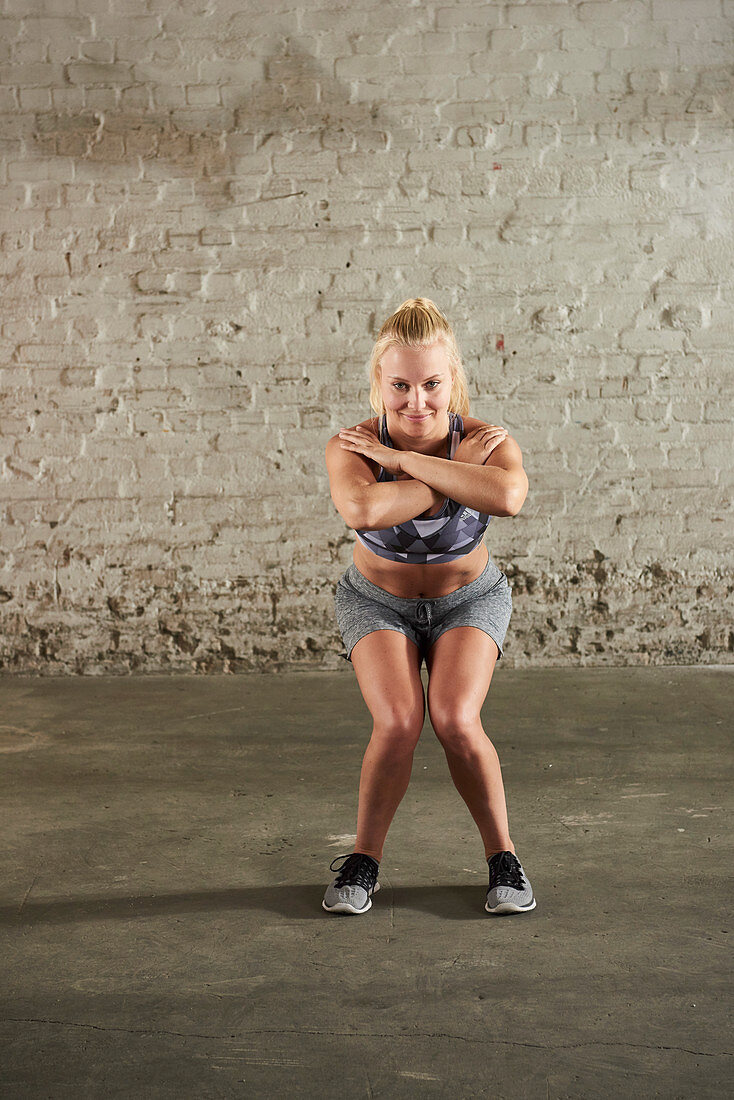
[1,667,731,1099]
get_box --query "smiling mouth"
[404,413,430,420]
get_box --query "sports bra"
[353,412,493,564]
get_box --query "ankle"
[354,848,381,864]
[485,845,515,861]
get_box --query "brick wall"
[1,0,732,673]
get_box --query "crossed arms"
[326,430,528,532]
[400,439,528,518]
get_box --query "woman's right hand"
[338,425,405,475]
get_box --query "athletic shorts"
[334,556,512,666]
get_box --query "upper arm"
[324,433,378,529]
[482,434,528,516]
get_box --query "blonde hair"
[367,297,470,418]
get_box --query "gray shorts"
[334,556,512,666]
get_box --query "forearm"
[399,452,515,517]
[354,478,444,530]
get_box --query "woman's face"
[378,342,453,430]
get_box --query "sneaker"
[322,852,380,915]
[485,850,536,915]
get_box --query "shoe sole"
[485,897,536,915]
[322,880,380,915]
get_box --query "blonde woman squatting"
[323,298,536,917]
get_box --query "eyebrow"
[388,374,444,381]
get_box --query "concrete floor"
[1,667,731,1099]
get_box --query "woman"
[323,298,535,917]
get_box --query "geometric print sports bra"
[353,412,493,565]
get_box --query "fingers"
[472,426,507,444]
[339,427,377,441]
[471,424,507,436]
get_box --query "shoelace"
[488,851,526,891]
[330,852,379,891]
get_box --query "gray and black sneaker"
[322,852,380,915]
[485,850,536,915]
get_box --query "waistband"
[343,556,505,612]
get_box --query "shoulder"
[456,414,490,438]
[326,416,380,442]
[461,415,497,433]
[484,433,524,469]
[324,416,380,453]
[462,417,526,477]
[324,417,382,480]
[461,417,522,454]
[359,415,381,433]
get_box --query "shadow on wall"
[27,46,397,211]
[20,44,454,344]
[19,40,504,350]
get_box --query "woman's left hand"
[338,425,405,475]
[453,424,509,465]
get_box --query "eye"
[392,380,441,390]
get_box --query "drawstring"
[415,601,431,626]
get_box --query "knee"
[428,701,485,757]
[371,705,424,755]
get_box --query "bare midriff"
[352,537,490,599]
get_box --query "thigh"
[429,579,512,665]
[334,574,422,664]
[351,630,426,737]
[425,626,499,734]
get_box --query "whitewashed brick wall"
[1,0,732,674]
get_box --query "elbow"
[342,497,372,530]
[506,479,528,517]
[505,482,528,517]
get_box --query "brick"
[65,62,135,85]
[436,6,503,29]
[0,63,67,84]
